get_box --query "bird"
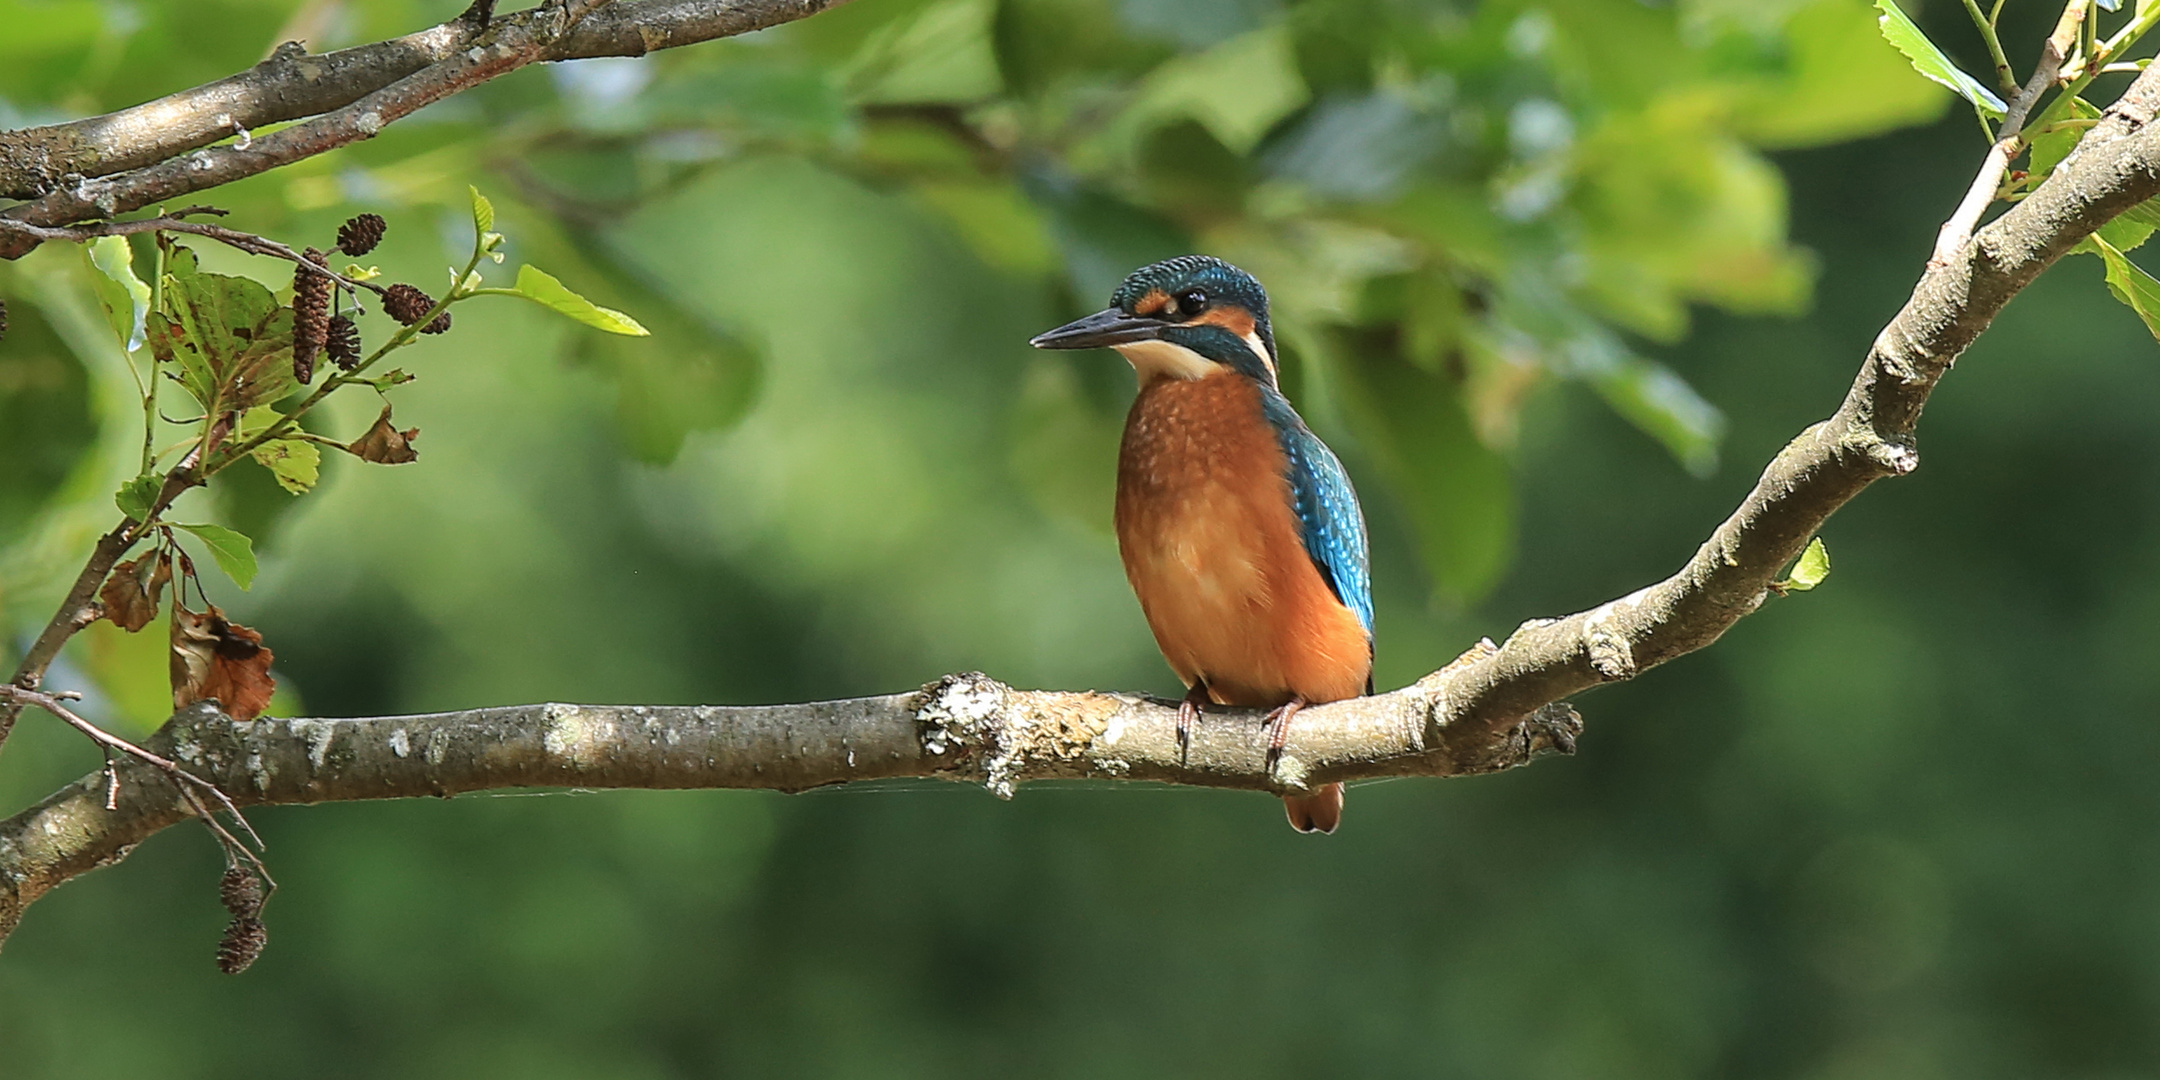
[1030,255,1373,833]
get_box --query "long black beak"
[1029,308,1166,350]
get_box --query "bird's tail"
[1282,783,1344,834]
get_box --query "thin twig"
[1934,0,2097,266]
[0,215,382,295]
[0,686,262,856]
[1964,0,2020,95]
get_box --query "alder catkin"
[326,313,361,370]
[0,296,9,343]
[291,248,332,384]
[216,916,267,974]
[336,212,386,256]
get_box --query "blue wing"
[1263,391,1374,637]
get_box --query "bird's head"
[1029,255,1278,385]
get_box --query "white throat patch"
[1114,332,1275,383]
[1114,339,1216,382]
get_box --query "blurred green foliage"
[5,0,2160,1075]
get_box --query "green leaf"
[1775,537,1832,593]
[83,235,150,352]
[148,246,296,413]
[1731,0,1954,148]
[2027,97,2102,183]
[1874,0,2006,118]
[2091,234,2160,343]
[250,439,321,495]
[114,472,161,522]
[470,185,496,235]
[1111,24,1310,156]
[841,0,1003,105]
[509,265,650,336]
[174,522,257,590]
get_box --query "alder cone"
[216,916,267,974]
[326,314,361,370]
[336,212,386,256]
[382,283,434,325]
[291,248,332,384]
[220,865,264,916]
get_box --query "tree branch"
[0,671,1583,944]
[0,0,852,257]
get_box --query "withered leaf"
[170,603,276,720]
[348,405,418,464]
[101,551,172,632]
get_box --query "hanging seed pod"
[220,865,264,916]
[382,283,434,325]
[291,248,332,385]
[216,916,268,974]
[336,212,386,256]
[326,313,361,370]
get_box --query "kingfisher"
[1031,255,1373,833]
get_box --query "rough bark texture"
[0,678,1580,942]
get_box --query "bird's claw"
[1177,683,1209,763]
[1262,696,1307,776]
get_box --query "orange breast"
[1115,372,1371,708]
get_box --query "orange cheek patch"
[1191,307,1256,337]
[1136,290,1173,318]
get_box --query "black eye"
[1177,290,1207,316]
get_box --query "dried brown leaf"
[348,405,418,464]
[170,602,277,720]
[100,551,171,633]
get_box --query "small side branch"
[0,0,855,256]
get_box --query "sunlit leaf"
[508,265,650,336]
[2091,234,2160,344]
[83,235,150,352]
[251,438,320,495]
[470,184,496,235]
[115,472,160,522]
[1775,536,1832,593]
[1873,0,2005,118]
[1734,0,1954,148]
[174,521,257,590]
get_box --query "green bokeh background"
[5,0,2160,1075]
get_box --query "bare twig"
[0,687,261,860]
[0,214,380,294]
